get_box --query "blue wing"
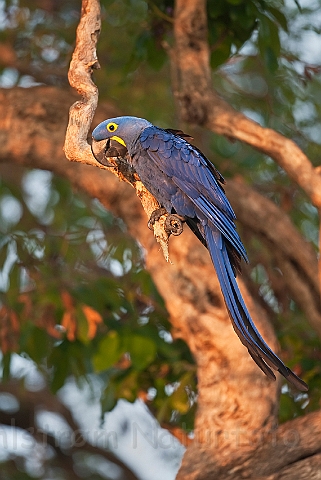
[140,127,247,262]
[139,126,308,391]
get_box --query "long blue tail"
[204,225,308,391]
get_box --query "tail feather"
[204,225,308,392]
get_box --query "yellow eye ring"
[106,122,118,133]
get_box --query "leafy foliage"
[0,171,196,426]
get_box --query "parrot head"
[92,116,152,150]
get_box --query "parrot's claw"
[148,207,168,230]
[164,214,185,236]
[148,209,185,236]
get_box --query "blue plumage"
[92,116,308,391]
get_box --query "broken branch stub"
[64,0,171,261]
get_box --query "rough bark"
[177,410,321,479]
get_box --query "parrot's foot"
[164,214,185,236]
[148,209,185,237]
[148,208,168,230]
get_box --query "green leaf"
[259,16,280,50]
[101,381,117,412]
[0,236,10,268]
[268,7,288,32]
[116,370,139,402]
[258,13,280,72]
[263,45,279,73]
[1,352,12,381]
[49,343,70,393]
[210,38,232,69]
[169,373,193,414]
[207,0,227,19]
[21,326,49,363]
[134,30,167,71]
[75,306,89,344]
[146,40,167,71]
[293,0,302,13]
[93,331,123,372]
[127,334,157,370]
[226,0,244,5]
[7,263,20,304]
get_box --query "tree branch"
[244,410,321,478]
[63,0,171,261]
[177,410,321,479]
[63,0,101,166]
[172,0,321,211]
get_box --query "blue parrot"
[92,116,308,391]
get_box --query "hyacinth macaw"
[92,116,308,392]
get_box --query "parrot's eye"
[106,122,118,132]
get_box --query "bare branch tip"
[153,217,171,263]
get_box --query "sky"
[0,354,185,479]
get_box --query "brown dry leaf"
[38,304,62,339]
[61,311,77,342]
[61,290,74,310]
[0,305,20,353]
[115,354,132,370]
[137,390,148,402]
[81,304,103,339]
[60,290,77,341]
[18,293,33,320]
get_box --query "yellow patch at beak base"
[111,136,127,148]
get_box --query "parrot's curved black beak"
[91,137,128,167]
[91,138,114,167]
